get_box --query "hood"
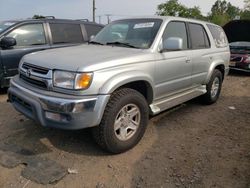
[230,42,250,47]
[223,20,250,43]
[22,44,151,72]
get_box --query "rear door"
[1,22,50,78]
[187,23,211,85]
[48,22,85,48]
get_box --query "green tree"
[211,0,228,15]
[240,0,250,19]
[226,2,240,20]
[187,6,206,20]
[157,0,184,16]
[244,0,250,10]
[209,0,240,25]
[156,0,203,19]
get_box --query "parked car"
[0,18,104,88]
[8,16,230,153]
[229,42,250,72]
[223,20,250,72]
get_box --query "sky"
[0,0,245,23]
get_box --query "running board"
[150,85,207,115]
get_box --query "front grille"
[20,62,50,89]
[231,56,243,62]
[20,74,47,89]
[22,63,49,75]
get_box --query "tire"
[201,69,222,105]
[92,88,149,154]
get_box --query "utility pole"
[98,15,101,24]
[105,14,111,24]
[93,0,96,22]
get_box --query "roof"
[0,18,103,26]
[113,15,215,26]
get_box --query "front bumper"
[0,76,11,88]
[229,62,250,72]
[8,76,110,130]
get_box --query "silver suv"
[8,16,230,153]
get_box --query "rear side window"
[207,24,228,48]
[6,24,46,46]
[84,24,103,39]
[50,23,84,44]
[189,23,210,49]
[163,21,188,50]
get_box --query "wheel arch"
[99,71,154,104]
[206,61,225,84]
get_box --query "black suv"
[0,18,103,88]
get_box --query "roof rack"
[76,19,89,22]
[44,16,55,19]
[32,16,55,20]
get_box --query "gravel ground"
[0,71,249,188]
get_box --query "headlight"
[53,70,93,90]
[245,56,250,63]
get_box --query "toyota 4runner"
[8,16,230,153]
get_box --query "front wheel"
[92,88,149,154]
[201,69,223,105]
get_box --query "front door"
[154,21,192,100]
[0,23,50,78]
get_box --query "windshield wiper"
[106,41,138,49]
[88,41,104,45]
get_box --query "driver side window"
[6,24,46,47]
[163,21,188,50]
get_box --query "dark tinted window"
[50,23,83,44]
[85,24,103,39]
[207,24,228,48]
[189,23,210,49]
[7,24,46,46]
[163,21,188,50]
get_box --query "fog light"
[45,112,68,122]
[72,103,85,113]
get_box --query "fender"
[205,60,226,84]
[99,70,154,96]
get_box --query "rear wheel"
[202,69,222,104]
[92,88,149,154]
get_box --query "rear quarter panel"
[203,24,230,84]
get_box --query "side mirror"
[0,37,16,48]
[90,35,95,41]
[161,37,183,52]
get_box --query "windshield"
[0,21,16,34]
[92,19,163,49]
